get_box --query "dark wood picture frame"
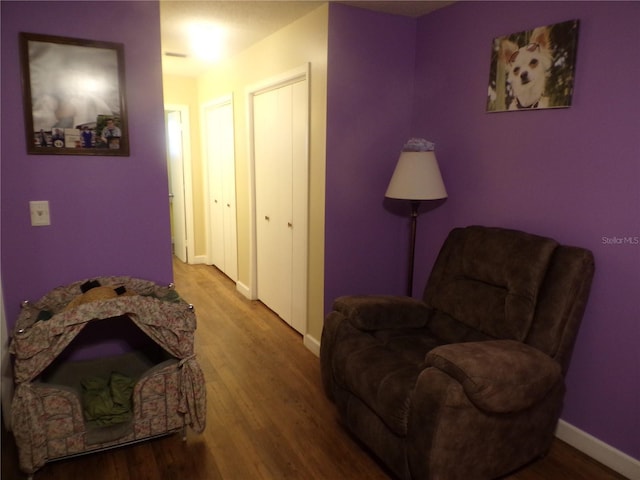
[20,32,129,156]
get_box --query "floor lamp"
[385,143,447,296]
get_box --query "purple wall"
[326,2,639,461]
[325,5,417,312]
[413,2,639,460]
[1,1,173,337]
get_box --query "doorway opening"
[164,104,194,264]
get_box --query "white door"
[253,78,307,333]
[289,81,308,334]
[254,88,293,322]
[203,98,238,281]
[166,110,187,263]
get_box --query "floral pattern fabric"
[9,277,207,474]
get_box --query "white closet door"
[204,99,237,281]
[254,78,311,330]
[219,104,237,282]
[289,80,308,334]
[206,106,225,270]
[254,88,292,322]
[277,86,294,325]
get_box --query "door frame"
[201,94,237,277]
[246,64,310,334]
[164,104,195,263]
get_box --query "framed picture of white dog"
[487,19,580,112]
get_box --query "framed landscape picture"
[20,32,129,155]
[486,20,580,112]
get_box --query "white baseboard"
[303,333,320,357]
[236,281,252,299]
[190,255,208,265]
[556,419,640,479]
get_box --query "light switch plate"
[30,201,51,226]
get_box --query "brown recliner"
[320,226,595,479]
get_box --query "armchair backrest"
[424,226,594,373]
[524,244,595,373]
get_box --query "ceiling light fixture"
[187,22,226,63]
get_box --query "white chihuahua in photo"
[500,27,553,109]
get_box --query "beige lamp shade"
[385,151,447,200]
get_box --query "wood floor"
[1,259,628,480]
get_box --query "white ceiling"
[160,1,453,77]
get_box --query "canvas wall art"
[487,20,580,112]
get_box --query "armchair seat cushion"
[426,340,562,413]
[332,323,442,436]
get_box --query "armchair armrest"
[332,295,430,331]
[425,340,562,413]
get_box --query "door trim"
[246,64,310,334]
[165,104,194,263]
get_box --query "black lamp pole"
[407,200,421,297]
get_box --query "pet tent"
[9,276,206,475]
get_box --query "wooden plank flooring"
[1,259,628,479]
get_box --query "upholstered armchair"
[320,226,594,479]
